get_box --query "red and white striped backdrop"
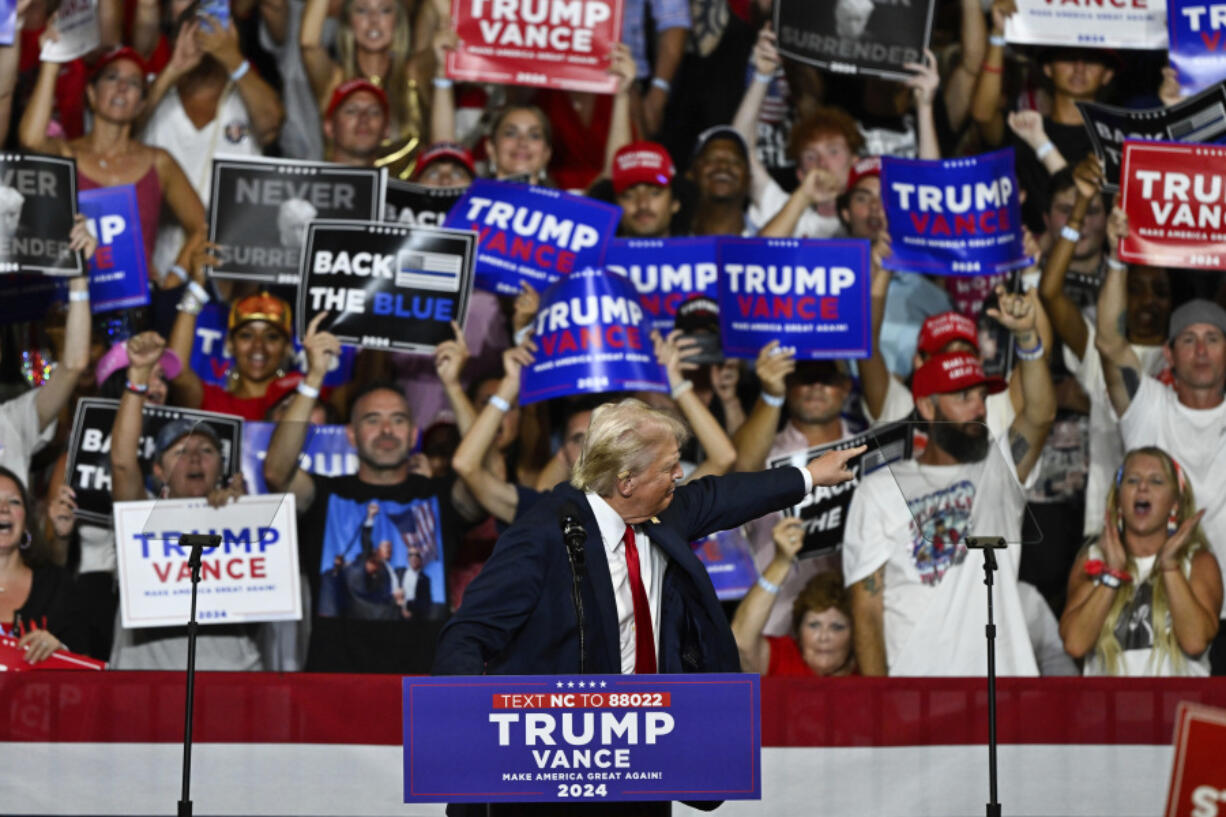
[2,673,1223,816]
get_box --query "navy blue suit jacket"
[432,467,806,676]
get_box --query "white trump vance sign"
[113,494,301,629]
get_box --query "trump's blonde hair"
[570,398,689,497]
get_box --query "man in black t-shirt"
[265,316,484,671]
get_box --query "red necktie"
[621,524,656,674]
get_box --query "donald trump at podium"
[433,398,862,814]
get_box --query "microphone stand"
[560,512,588,673]
[177,533,220,817]
[967,536,1006,817]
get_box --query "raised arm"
[943,0,987,132]
[111,333,165,502]
[198,18,284,146]
[904,49,941,160]
[259,0,290,45]
[1095,207,1143,418]
[263,313,339,511]
[730,516,804,674]
[1037,155,1103,360]
[300,0,340,104]
[138,19,205,129]
[0,0,32,142]
[18,52,70,156]
[969,0,1016,147]
[34,222,95,430]
[653,330,736,481]
[435,320,474,434]
[596,43,636,184]
[1008,110,1067,176]
[641,9,688,138]
[166,242,216,409]
[991,286,1056,484]
[732,342,795,472]
[429,21,458,143]
[859,234,895,421]
[731,25,778,204]
[451,344,534,524]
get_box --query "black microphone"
[559,501,587,569]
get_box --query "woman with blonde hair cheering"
[1060,447,1222,675]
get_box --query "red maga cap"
[325,78,389,120]
[911,351,1007,400]
[917,311,979,357]
[612,141,676,194]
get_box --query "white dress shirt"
[584,467,812,674]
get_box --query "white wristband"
[670,379,694,400]
[170,264,188,282]
[752,70,774,85]
[187,280,210,303]
[1106,258,1127,272]
[650,76,671,93]
[296,381,321,400]
[513,325,533,346]
[1060,225,1081,242]
[756,574,781,595]
[432,76,454,88]
[230,60,250,83]
[761,391,784,408]
[67,289,90,302]
[989,34,1007,47]
[488,394,511,413]
[1034,141,1055,160]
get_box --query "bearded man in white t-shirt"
[843,288,1055,676]
[1097,254,1226,674]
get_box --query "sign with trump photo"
[207,157,386,286]
[0,153,83,276]
[773,0,936,80]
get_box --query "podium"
[402,673,761,808]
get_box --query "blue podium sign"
[403,673,761,804]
